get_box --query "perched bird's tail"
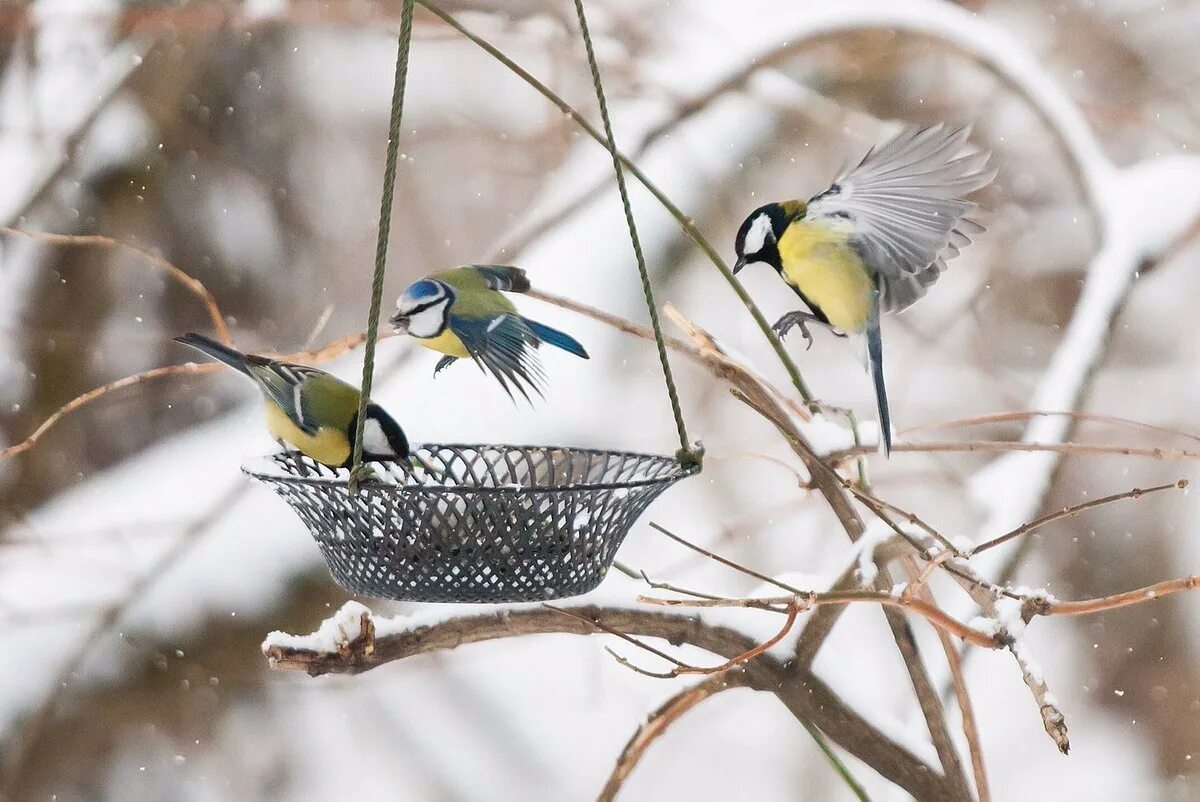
[865,316,892,457]
[523,319,589,359]
[174,332,252,375]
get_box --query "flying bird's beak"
[733,256,748,274]
[390,313,409,334]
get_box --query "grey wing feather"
[245,360,321,434]
[806,123,996,313]
[470,265,531,293]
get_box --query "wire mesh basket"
[243,444,696,603]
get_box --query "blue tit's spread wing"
[449,313,545,400]
[245,360,328,435]
[805,124,994,313]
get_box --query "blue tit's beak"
[390,312,409,334]
[733,256,748,274]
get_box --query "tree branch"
[264,602,957,800]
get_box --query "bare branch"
[968,480,1186,556]
[830,439,1200,462]
[1045,576,1200,616]
[263,602,956,800]
[1,227,233,345]
[902,409,1200,446]
[597,674,745,802]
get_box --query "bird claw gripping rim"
[244,445,697,603]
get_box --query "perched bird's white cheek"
[362,418,396,456]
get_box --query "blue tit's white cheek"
[742,212,772,257]
[362,417,396,457]
[407,303,446,338]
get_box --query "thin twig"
[968,480,1186,556]
[2,227,233,345]
[1,363,217,459]
[649,522,804,595]
[831,439,1200,462]
[902,409,1200,446]
[639,593,999,649]
[597,674,743,802]
[1045,576,1200,616]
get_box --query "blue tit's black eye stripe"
[404,299,441,316]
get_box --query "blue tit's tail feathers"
[866,317,892,457]
[174,332,252,375]
[523,319,589,359]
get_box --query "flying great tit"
[174,332,410,469]
[390,265,589,401]
[733,123,994,455]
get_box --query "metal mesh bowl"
[243,444,696,603]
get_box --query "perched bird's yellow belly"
[778,222,873,333]
[265,402,351,467]
[417,328,471,358]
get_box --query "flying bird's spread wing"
[805,124,994,312]
[449,313,545,401]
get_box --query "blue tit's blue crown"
[405,279,442,301]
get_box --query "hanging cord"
[349,0,415,493]
[572,0,702,472]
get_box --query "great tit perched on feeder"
[732,123,994,456]
[174,332,410,469]
[390,265,589,401]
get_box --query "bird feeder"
[245,446,695,602]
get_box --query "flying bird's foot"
[433,355,457,377]
[772,311,819,351]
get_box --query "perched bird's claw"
[772,312,816,350]
[433,355,457,377]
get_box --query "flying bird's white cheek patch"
[743,212,773,255]
[362,417,395,456]
[408,304,446,338]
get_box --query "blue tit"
[390,265,589,401]
[733,124,994,455]
[174,332,409,468]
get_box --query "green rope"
[350,0,415,493]
[572,0,701,471]
[416,0,814,409]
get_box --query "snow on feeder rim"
[243,444,698,603]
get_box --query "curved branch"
[2,228,233,345]
[597,674,744,802]
[264,603,955,800]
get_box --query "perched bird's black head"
[345,403,410,466]
[733,201,802,274]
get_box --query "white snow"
[849,521,894,585]
[263,600,372,654]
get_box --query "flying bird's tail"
[523,319,589,359]
[865,315,892,457]
[173,332,252,376]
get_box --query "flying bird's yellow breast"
[777,221,874,334]
[265,402,351,467]
[417,328,472,358]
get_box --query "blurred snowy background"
[2,0,1200,799]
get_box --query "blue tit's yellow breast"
[417,328,471,358]
[777,221,874,333]
[264,402,351,467]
